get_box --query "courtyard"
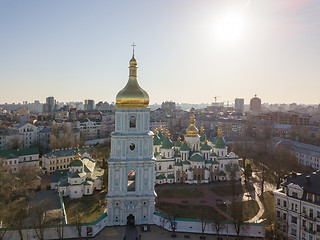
[155,180,261,223]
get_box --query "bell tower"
[106,46,156,226]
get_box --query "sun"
[215,11,246,45]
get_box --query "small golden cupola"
[116,44,149,108]
[185,115,199,137]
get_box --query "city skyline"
[1,0,320,105]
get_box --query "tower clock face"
[130,143,135,151]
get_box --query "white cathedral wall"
[69,185,84,199]
[156,160,175,173]
[185,136,200,152]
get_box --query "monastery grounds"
[154,180,260,223]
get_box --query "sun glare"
[215,11,246,45]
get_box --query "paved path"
[124,225,139,240]
[246,173,277,223]
[246,182,265,223]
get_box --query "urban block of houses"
[16,122,39,149]
[0,147,40,173]
[50,152,104,199]
[153,115,241,184]
[274,137,320,170]
[274,171,320,240]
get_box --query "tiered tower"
[106,48,156,226]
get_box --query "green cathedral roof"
[215,136,226,148]
[189,153,204,162]
[200,132,206,142]
[200,143,211,151]
[153,135,162,145]
[162,137,173,149]
[156,175,166,180]
[175,139,182,147]
[180,143,190,151]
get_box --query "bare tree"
[167,209,177,238]
[231,202,246,239]
[56,219,64,240]
[49,134,59,151]
[73,210,84,239]
[200,205,208,239]
[211,220,225,240]
[9,135,22,150]
[8,198,28,240]
[31,200,53,240]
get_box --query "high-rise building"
[45,96,55,113]
[161,101,176,111]
[84,99,95,111]
[235,98,244,113]
[250,94,261,112]
[106,51,155,226]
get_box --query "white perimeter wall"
[153,213,265,238]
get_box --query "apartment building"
[274,172,320,240]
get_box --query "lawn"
[211,182,254,196]
[156,202,227,221]
[156,188,203,198]
[63,195,104,223]
[217,200,259,221]
[261,191,276,225]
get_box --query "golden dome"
[185,115,199,137]
[129,56,137,66]
[116,52,149,108]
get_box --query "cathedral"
[153,117,241,184]
[106,49,156,226]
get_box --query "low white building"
[274,172,320,240]
[50,152,104,199]
[0,147,40,173]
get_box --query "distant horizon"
[0,99,319,107]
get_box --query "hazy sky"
[1,0,320,105]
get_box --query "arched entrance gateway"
[127,214,135,225]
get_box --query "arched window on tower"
[130,116,136,128]
[127,170,136,191]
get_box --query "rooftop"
[0,147,39,159]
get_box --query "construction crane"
[213,96,221,106]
